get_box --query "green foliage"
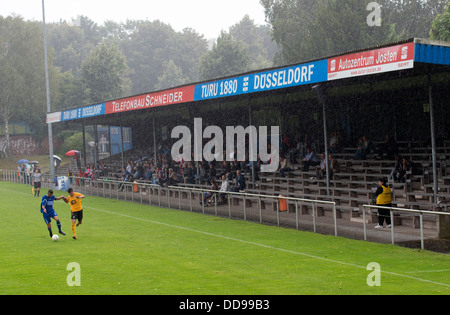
[430,2,450,41]
[58,131,93,156]
[80,41,130,104]
[261,0,446,65]
[262,0,400,65]
[199,31,251,81]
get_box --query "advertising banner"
[194,59,329,101]
[104,86,195,115]
[60,103,106,122]
[328,42,415,81]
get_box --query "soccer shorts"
[71,210,83,222]
[43,211,58,224]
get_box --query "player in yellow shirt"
[64,188,85,240]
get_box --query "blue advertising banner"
[194,59,329,101]
[61,103,106,122]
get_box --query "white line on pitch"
[89,206,450,289]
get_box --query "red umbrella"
[66,150,80,157]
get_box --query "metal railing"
[4,169,449,250]
[362,204,450,250]
[1,169,338,237]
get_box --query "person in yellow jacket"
[375,177,392,229]
[63,188,85,240]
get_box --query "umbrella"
[17,159,29,164]
[29,161,40,164]
[66,150,80,157]
[53,155,62,161]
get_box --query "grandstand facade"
[47,38,450,236]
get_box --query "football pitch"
[0,181,449,295]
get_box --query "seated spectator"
[198,162,207,184]
[302,147,320,171]
[329,154,340,175]
[207,163,217,182]
[219,174,230,203]
[396,157,414,183]
[133,162,144,180]
[279,156,294,178]
[329,131,338,154]
[200,179,218,206]
[317,153,328,180]
[118,168,131,191]
[354,135,375,160]
[231,170,246,192]
[163,168,179,187]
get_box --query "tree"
[80,41,130,104]
[199,31,250,81]
[383,0,447,39]
[230,15,276,70]
[430,2,450,41]
[0,16,58,157]
[261,0,399,65]
[154,60,186,91]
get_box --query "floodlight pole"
[42,0,55,181]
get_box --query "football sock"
[72,222,76,236]
[48,228,53,237]
[57,221,62,232]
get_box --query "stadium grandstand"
[44,37,450,243]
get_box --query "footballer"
[63,188,85,240]
[41,189,66,238]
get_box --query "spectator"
[219,174,230,203]
[200,179,218,206]
[207,163,217,182]
[118,168,131,191]
[354,136,374,160]
[302,147,320,171]
[317,153,328,180]
[232,170,246,192]
[398,157,414,183]
[329,154,340,174]
[279,156,293,178]
[133,162,144,180]
[375,178,392,229]
[163,168,179,187]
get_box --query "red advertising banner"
[105,85,195,115]
[328,42,415,81]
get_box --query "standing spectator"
[375,178,392,229]
[33,169,43,197]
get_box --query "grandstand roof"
[46,38,450,125]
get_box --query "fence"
[2,169,449,250]
[362,204,450,250]
[1,169,337,235]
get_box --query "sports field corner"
[0,181,449,298]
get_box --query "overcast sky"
[0,0,268,39]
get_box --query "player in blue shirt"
[41,189,66,238]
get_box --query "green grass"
[0,181,449,295]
